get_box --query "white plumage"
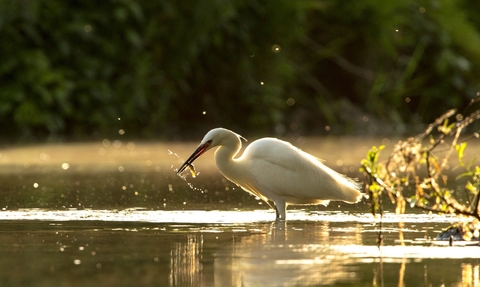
[177,128,362,220]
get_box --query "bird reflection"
[165,219,477,287]
[269,221,287,244]
[214,221,361,287]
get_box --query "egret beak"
[177,142,210,174]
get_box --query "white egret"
[177,128,362,220]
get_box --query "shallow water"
[0,142,479,286]
[0,209,479,287]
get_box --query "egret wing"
[241,138,360,204]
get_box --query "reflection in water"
[0,211,478,287]
[170,234,203,286]
[461,264,480,287]
[1,144,479,286]
[398,258,407,287]
[160,217,480,287]
[167,221,365,286]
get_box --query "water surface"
[0,141,479,286]
[0,210,478,287]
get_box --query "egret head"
[176,128,245,174]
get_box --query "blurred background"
[1,0,480,143]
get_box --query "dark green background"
[2,0,480,141]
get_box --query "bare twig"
[363,104,480,225]
[416,109,456,141]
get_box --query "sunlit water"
[0,208,479,287]
[1,141,479,287]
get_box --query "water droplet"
[118,129,125,135]
[272,44,281,53]
[33,183,39,188]
[286,98,295,106]
[73,259,81,265]
[84,24,92,33]
[127,142,135,151]
[39,153,50,161]
[61,163,70,170]
[118,166,125,172]
[102,139,111,147]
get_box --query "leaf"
[456,171,473,180]
[409,196,418,208]
[419,197,429,207]
[465,181,478,194]
[443,189,451,198]
[467,156,478,170]
[438,119,450,134]
[455,142,467,164]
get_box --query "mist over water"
[0,141,478,286]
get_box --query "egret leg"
[274,200,286,221]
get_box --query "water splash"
[168,149,204,193]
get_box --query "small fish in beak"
[187,163,197,178]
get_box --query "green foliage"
[361,105,480,227]
[360,145,385,173]
[0,0,307,140]
[360,145,385,216]
[1,0,480,140]
[299,0,480,133]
